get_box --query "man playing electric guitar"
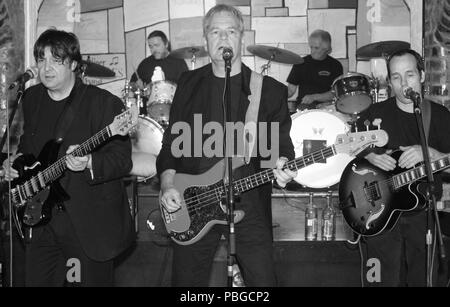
[353,49,450,286]
[2,30,134,287]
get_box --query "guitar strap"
[422,99,431,142]
[54,78,88,144]
[243,71,263,164]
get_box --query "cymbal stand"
[261,54,275,76]
[190,53,198,70]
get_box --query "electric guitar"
[160,129,388,245]
[6,104,138,239]
[339,150,450,237]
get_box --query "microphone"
[403,87,421,101]
[222,47,233,61]
[9,67,37,90]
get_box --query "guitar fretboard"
[12,126,111,203]
[217,145,336,195]
[392,155,450,189]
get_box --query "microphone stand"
[412,95,446,287]
[223,57,238,287]
[0,79,26,288]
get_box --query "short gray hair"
[203,4,244,36]
[309,30,332,45]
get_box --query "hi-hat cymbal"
[247,45,303,64]
[171,46,208,59]
[80,60,115,78]
[356,41,411,59]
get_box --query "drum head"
[290,109,353,188]
[130,116,164,182]
[336,95,372,114]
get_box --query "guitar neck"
[32,126,112,186]
[233,145,336,193]
[392,155,450,189]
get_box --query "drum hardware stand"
[412,94,446,287]
[189,53,198,71]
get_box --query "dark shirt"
[130,54,189,84]
[17,78,134,261]
[356,97,450,205]
[287,55,343,107]
[34,93,67,152]
[156,64,294,225]
[356,97,450,154]
[157,64,294,175]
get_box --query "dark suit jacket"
[156,63,294,230]
[18,78,135,261]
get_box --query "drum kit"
[124,45,209,182]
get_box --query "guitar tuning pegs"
[372,118,382,130]
[364,120,370,131]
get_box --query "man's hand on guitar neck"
[399,145,448,170]
[273,157,297,188]
[66,145,92,172]
[160,169,182,213]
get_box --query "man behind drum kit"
[130,30,188,87]
[286,30,343,110]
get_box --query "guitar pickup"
[364,181,381,202]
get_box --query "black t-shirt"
[356,98,450,206]
[356,98,450,153]
[287,55,343,106]
[34,91,68,153]
[130,54,189,84]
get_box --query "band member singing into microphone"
[157,4,296,286]
[355,49,450,286]
[2,29,134,287]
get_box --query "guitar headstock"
[334,129,389,156]
[110,103,139,136]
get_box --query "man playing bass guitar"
[2,29,134,287]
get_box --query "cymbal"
[171,46,208,59]
[356,41,410,59]
[80,60,115,78]
[247,45,303,64]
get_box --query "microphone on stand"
[403,87,421,101]
[222,47,233,61]
[8,67,38,90]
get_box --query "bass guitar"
[339,150,450,237]
[5,104,138,239]
[160,129,388,245]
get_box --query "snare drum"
[332,72,372,114]
[130,116,164,182]
[290,109,353,188]
[147,80,177,128]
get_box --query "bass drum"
[130,116,164,182]
[290,109,353,189]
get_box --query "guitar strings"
[182,148,334,213]
[11,127,111,202]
